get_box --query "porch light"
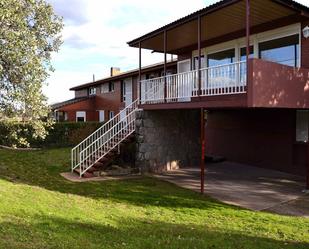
[303,26,309,39]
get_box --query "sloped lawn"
[0,148,308,249]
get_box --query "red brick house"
[71,0,309,192]
[52,62,177,122]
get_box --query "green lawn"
[0,148,308,249]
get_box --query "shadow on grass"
[0,214,307,249]
[0,148,227,210]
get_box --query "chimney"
[110,67,121,77]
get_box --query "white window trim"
[109,111,115,119]
[192,23,301,67]
[98,110,105,122]
[89,87,96,95]
[76,111,86,122]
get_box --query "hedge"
[0,121,102,148]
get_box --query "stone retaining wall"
[135,109,200,173]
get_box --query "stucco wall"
[135,109,201,173]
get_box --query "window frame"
[258,34,300,67]
[109,82,115,92]
[89,87,96,96]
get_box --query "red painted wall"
[248,59,309,108]
[59,98,97,122]
[206,109,307,176]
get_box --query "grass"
[0,148,308,249]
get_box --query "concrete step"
[73,168,94,178]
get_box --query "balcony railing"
[140,61,247,104]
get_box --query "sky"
[44,0,309,104]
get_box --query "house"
[51,61,177,122]
[71,0,309,192]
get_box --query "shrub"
[0,121,102,148]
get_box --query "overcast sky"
[44,0,309,104]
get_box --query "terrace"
[128,0,309,110]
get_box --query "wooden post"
[139,42,142,101]
[164,30,167,102]
[198,15,202,97]
[200,108,205,194]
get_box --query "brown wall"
[95,81,124,121]
[248,59,309,109]
[60,98,97,121]
[206,109,307,176]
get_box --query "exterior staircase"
[71,99,139,177]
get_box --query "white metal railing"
[71,99,139,176]
[140,76,165,104]
[140,61,247,104]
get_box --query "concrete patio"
[154,161,308,216]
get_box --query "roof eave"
[127,0,309,47]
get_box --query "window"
[89,87,96,95]
[76,111,86,122]
[259,34,299,67]
[207,49,235,67]
[121,80,126,102]
[98,110,105,122]
[109,82,115,92]
[240,46,254,61]
[296,110,308,142]
[193,55,206,70]
[101,83,109,93]
[109,111,115,119]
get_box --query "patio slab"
[61,172,142,182]
[154,161,308,214]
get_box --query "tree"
[0,0,63,147]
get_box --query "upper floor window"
[101,83,109,93]
[207,49,235,67]
[240,46,254,61]
[89,87,96,95]
[109,111,115,119]
[259,34,299,67]
[193,55,206,70]
[121,80,125,102]
[109,82,115,92]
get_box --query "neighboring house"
[51,62,177,122]
[71,0,309,191]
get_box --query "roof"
[50,96,92,110]
[127,0,309,48]
[70,60,177,91]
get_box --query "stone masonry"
[135,109,201,173]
